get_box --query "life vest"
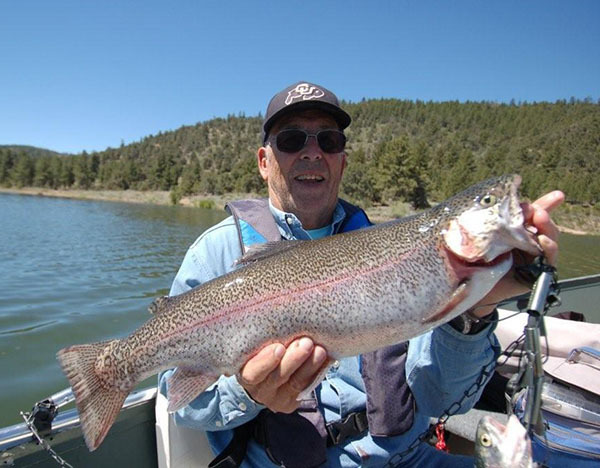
[212,199,415,468]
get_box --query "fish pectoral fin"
[166,368,216,412]
[422,281,470,324]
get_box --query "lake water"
[0,193,227,427]
[0,193,599,428]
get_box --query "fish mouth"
[444,246,513,281]
[479,415,507,433]
[447,246,513,268]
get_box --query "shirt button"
[215,421,222,427]
[238,402,247,411]
[286,216,293,225]
[332,360,340,369]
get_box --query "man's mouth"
[295,174,324,182]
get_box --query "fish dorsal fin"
[148,296,172,315]
[235,240,305,266]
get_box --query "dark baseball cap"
[262,81,351,143]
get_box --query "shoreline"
[1,186,597,236]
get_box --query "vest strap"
[226,199,281,252]
[207,422,252,468]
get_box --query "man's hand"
[238,337,328,413]
[472,190,565,318]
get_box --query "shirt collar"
[268,200,346,240]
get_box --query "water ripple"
[0,320,59,336]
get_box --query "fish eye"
[479,194,497,207]
[479,433,492,447]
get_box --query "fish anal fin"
[148,296,172,315]
[166,368,216,412]
[422,281,470,324]
[235,240,305,266]
[57,341,130,451]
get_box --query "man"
[159,81,563,467]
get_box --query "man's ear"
[340,152,347,175]
[257,147,269,180]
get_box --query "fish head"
[474,415,534,468]
[442,174,541,265]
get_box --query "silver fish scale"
[110,175,519,385]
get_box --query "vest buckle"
[326,411,369,446]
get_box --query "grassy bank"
[1,186,598,236]
[0,186,174,205]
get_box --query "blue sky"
[1,1,598,154]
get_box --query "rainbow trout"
[475,415,535,468]
[57,174,540,451]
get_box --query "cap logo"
[285,83,325,105]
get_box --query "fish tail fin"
[57,341,129,451]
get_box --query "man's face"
[257,110,347,229]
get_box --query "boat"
[2,274,599,467]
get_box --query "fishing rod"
[518,256,560,436]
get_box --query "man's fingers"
[523,202,560,244]
[538,234,559,266]
[238,338,330,412]
[287,345,328,393]
[239,343,285,386]
[531,190,565,214]
[520,191,563,259]
[268,337,315,385]
[522,190,564,222]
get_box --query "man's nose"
[300,135,322,160]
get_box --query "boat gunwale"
[0,387,157,452]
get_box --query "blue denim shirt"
[159,201,500,467]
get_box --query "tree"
[0,150,14,185]
[34,157,53,187]
[342,147,375,204]
[11,153,34,187]
[178,160,202,196]
[73,155,93,189]
[58,157,74,187]
[232,155,264,194]
[443,149,476,197]
[372,136,428,207]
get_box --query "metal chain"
[20,411,74,468]
[383,360,495,467]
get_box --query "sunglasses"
[272,129,346,154]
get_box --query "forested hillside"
[0,145,67,159]
[1,98,598,207]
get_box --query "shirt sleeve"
[168,217,242,296]
[158,216,265,431]
[405,315,501,418]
